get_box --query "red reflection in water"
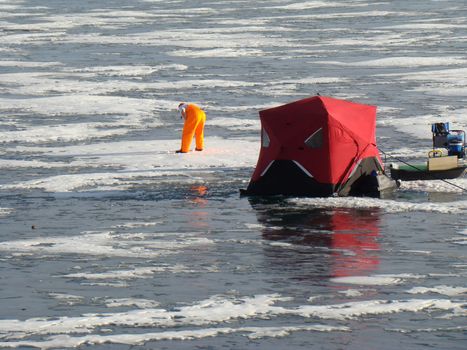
[190,185,208,206]
[189,185,209,228]
[192,185,208,197]
[256,202,381,280]
[330,210,380,278]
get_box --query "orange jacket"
[181,104,206,153]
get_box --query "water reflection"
[189,185,208,206]
[187,185,209,229]
[249,198,381,279]
[328,210,380,277]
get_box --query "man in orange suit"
[176,102,206,153]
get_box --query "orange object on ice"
[178,103,206,153]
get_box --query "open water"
[0,0,466,349]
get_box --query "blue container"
[447,132,465,144]
[432,122,449,135]
[448,141,464,158]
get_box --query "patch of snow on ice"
[289,197,467,214]
[407,286,467,297]
[0,292,463,348]
[103,298,161,309]
[62,264,196,280]
[330,274,425,286]
[0,231,214,259]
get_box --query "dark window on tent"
[262,128,270,147]
[305,128,323,149]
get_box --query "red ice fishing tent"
[242,95,397,197]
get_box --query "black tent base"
[346,173,399,198]
[241,160,334,197]
[241,159,398,198]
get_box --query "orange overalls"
[181,104,206,153]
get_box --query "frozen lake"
[0,0,466,349]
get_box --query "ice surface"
[48,293,85,305]
[0,293,463,349]
[271,1,353,10]
[0,137,258,192]
[62,264,197,281]
[0,72,254,100]
[295,298,465,320]
[1,1,466,349]
[0,60,63,68]
[319,57,467,68]
[170,47,265,58]
[0,325,349,349]
[0,89,170,111]
[0,231,214,258]
[103,298,161,308]
[290,197,467,214]
[378,114,467,140]
[407,286,467,297]
[330,274,425,286]
[0,208,13,217]
[379,23,467,30]
[398,179,467,194]
[338,289,364,297]
[208,117,260,131]
[1,123,132,144]
[111,222,161,229]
